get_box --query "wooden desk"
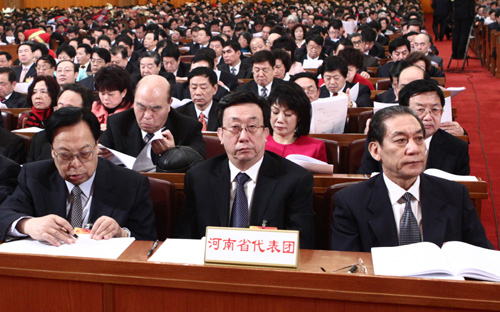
[0,242,498,311]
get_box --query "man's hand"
[90,216,126,240]
[18,215,76,247]
[440,121,465,136]
[151,129,175,155]
[97,145,114,160]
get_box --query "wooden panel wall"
[420,0,433,13]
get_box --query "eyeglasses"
[52,144,96,164]
[351,40,363,45]
[222,124,265,135]
[413,107,443,117]
[303,86,318,95]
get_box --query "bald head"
[250,37,269,54]
[267,33,281,49]
[395,66,425,99]
[414,33,431,53]
[134,75,172,133]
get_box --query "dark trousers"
[452,18,473,59]
[432,14,448,40]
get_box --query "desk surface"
[0,241,498,311]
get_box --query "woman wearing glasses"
[17,76,59,129]
[265,81,327,162]
[91,65,134,131]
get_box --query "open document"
[0,235,135,259]
[342,20,357,35]
[372,241,500,281]
[286,154,333,174]
[310,94,348,134]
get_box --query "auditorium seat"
[348,138,366,174]
[148,177,177,240]
[1,111,15,131]
[203,134,225,159]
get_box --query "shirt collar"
[194,101,213,119]
[65,171,96,199]
[259,81,273,92]
[383,173,421,205]
[228,155,264,184]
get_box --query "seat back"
[147,177,177,240]
[203,135,225,159]
[318,138,340,173]
[1,111,15,131]
[348,138,366,174]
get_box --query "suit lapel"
[207,100,218,130]
[367,175,400,247]
[427,130,445,170]
[45,165,68,219]
[420,174,447,246]
[210,159,231,226]
[249,154,279,225]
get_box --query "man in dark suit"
[218,41,252,79]
[332,105,492,252]
[110,46,140,78]
[296,34,327,66]
[319,55,372,107]
[131,51,176,87]
[176,91,315,249]
[359,79,470,175]
[161,44,190,78]
[361,27,386,59]
[176,67,220,131]
[99,75,206,168]
[0,107,157,246]
[13,43,37,83]
[452,0,475,59]
[0,128,26,164]
[237,50,285,98]
[432,0,452,41]
[0,155,20,204]
[0,68,27,108]
[377,37,411,77]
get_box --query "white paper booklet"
[149,238,206,265]
[310,94,348,134]
[286,154,334,174]
[12,127,44,133]
[372,241,500,281]
[423,168,478,181]
[0,235,135,259]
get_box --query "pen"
[62,227,78,239]
[347,265,358,274]
[147,240,159,257]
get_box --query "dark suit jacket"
[432,0,452,18]
[219,70,239,91]
[4,91,27,108]
[331,173,492,251]
[78,75,95,91]
[13,65,37,82]
[176,61,191,78]
[0,158,157,241]
[125,62,140,77]
[377,61,394,77]
[319,81,373,107]
[368,42,386,59]
[0,155,20,205]
[375,89,396,103]
[217,63,253,79]
[176,152,316,249]
[175,100,220,131]
[100,108,206,159]
[358,129,470,175]
[26,130,51,163]
[0,128,26,164]
[363,54,380,68]
[236,78,285,95]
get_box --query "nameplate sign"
[204,227,300,268]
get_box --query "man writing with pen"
[0,107,157,246]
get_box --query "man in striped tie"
[331,105,492,251]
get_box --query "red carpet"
[425,14,500,249]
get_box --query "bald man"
[99,75,206,168]
[414,33,443,69]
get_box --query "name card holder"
[204,227,300,269]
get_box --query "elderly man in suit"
[0,107,157,246]
[176,91,315,248]
[236,50,285,98]
[99,75,206,168]
[332,105,492,252]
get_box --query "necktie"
[399,192,421,245]
[230,67,237,75]
[19,67,28,82]
[70,186,83,228]
[0,97,5,102]
[261,87,268,98]
[232,172,250,228]
[81,65,86,69]
[199,112,207,131]
[144,133,154,143]
[333,92,338,96]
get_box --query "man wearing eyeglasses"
[0,107,157,246]
[55,60,78,88]
[237,50,285,99]
[176,91,315,249]
[359,79,470,176]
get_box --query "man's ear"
[368,141,382,162]
[217,127,224,145]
